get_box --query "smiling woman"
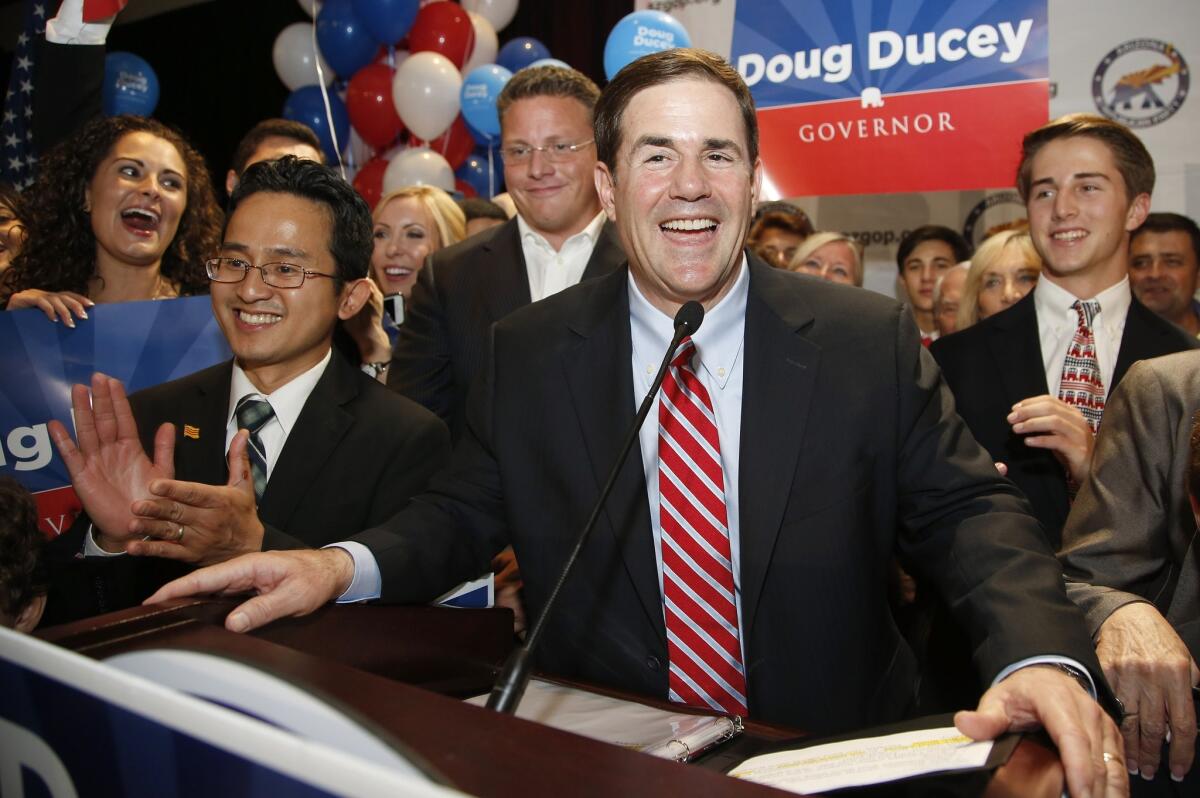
[369,186,465,299]
[0,115,222,325]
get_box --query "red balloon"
[455,178,477,198]
[407,1,475,69]
[414,116,474,169]
[353,156,389,209]
[346,64,404,150]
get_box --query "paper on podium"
[467,678,741,761]
[729,725,995,793]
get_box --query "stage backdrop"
[0,297,231,537]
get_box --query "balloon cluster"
[272,0,536,206]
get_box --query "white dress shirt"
[45,0,112,44]
[518,211,607,302]
[1034,276,1130,399]
[629,257,748,657]
[85,350,332,556]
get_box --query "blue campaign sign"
[0,297,230,534]
[732,0,1048,108]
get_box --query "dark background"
[1,0,631,182]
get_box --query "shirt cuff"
[46,0,114,45]
[84,524,127,557]
[326,541,381,603]
[993,655,1097,699]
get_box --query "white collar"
[516,210,607,252]
[226,348,332,436]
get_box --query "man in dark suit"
[44,157,449,624]
[932,114,1196,549]
[388,65,624,438]
[147,50,1125,797]
[1060,351,1200,791]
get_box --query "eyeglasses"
[500,139,594,164]
[204,257,336,289]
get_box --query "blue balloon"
[603,11,691,80]
[282,86,351,161]
[464,117,493,146]
[526,58,570,71]
[496,37,550,73]
[316,0,377,77]
[103,52,160,117]
[456,147,504,198]
[460,65,512,140]
[351,0,419,46]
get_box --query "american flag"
[1,0,46,189]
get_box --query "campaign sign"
[732,0,1049,196]
[0,297,231,537]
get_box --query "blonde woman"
[957,230,1041,330]
[788,231,864,287]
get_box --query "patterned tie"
[1057,300,1106,433]
[235,395,274,501]
[658,337,748,717]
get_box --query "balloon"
[391,51,462,141]
[459,64,510,140]
[346,64,404,149]
[455,178,478,198]
[455,147,504,198]
[496,37,549,73]
[604,11,691,80]
[316,0,377,77]
[526,57,569,70]
[407,1,475,70]
[297,0,322,17]
[414,116,475,169]
[351,0,419,46]
[353,156,389,208]
[273,22,334,90]
[282,85,351,161]
[383,148,455,192]
[461,12,498,74]
[462,0,518,33]
[102,52,159,117]
[464,117,491,146]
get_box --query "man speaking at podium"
[137,49,1124,796]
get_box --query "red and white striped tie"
[658,337,748,716]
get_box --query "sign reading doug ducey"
[732,0,1049,196]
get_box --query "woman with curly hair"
[1,114,222,324]
[0,181,26,276]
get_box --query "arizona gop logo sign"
[1092,39,1189,128]
[962,192,1026,247]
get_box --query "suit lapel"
[257,354,356,527]
[581,221,625,281]
[986,292,1048,402]
[173,364,233,486]
[1114,297,1177,386]
[482,219,533,324]
[738,259,820,634]
[560,267,666,644]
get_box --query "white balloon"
[462,0,518,33]
[383,148,455,192]
[296,0,322,18]
[462,12,499,74]
[391,51,462,142]
[273,22,334,90]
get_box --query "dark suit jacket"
[357,257,1105,734]
[44,352,450,625]
[931,290,1197,548]
[387,216,625,438]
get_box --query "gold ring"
[1102,752,1114,764]
[176,524,185,542]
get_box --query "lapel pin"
[183,425,200,440]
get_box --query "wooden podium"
[38,600,1066,797]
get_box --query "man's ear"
[337,278,374,320]
[595,161,617,223]
[225,169,238,197]
[1125,192,1151,231]
[14,593,46,633]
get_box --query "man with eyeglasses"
[388,65,624,440]
[41,157,449,625]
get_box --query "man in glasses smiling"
[42,157,449,625]
[388,65,624,440]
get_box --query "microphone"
[486,300,705,713]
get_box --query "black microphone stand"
[486,301,705,713]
